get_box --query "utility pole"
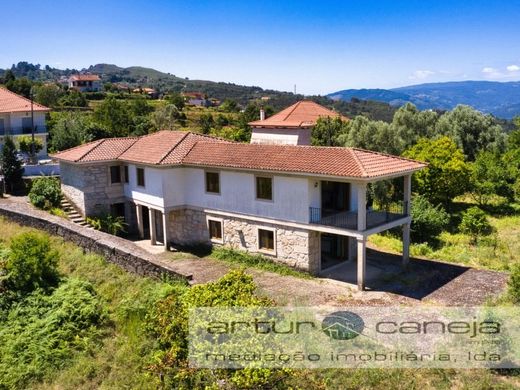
[30,87,35,164]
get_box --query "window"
[22,117,32,134]
[0,118,4,135]
[256,176,273,200]
[124,165,129,183]
[208,219,223,242]
[110,166,121,184]
[137,167,145,187]
[205,171,220,194]
[258,228,275,252]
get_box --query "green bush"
[5,232,59,293]
[0,278,106,389]
[410,195,450,242]
[17,135,43,155]
[28,177,62,210]
[145,270,285,388]
[508,264,520,303]
[459,206,493,244]
[86,213,127,236]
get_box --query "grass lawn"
[370,198,520,271]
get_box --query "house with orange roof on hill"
[249,100,348,145]
[0,87,50,157]
[51,101,425,291]
[68,74,102,92]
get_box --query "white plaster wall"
[250,128,311,145]
[8,112,46,132]
[124,164,165,208]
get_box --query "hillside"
[0,61,397,121]
[328,80,520,119]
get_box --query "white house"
[0,87,50,157]
[68,74,102,92]
[52,101,425,291]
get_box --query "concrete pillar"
[357,183,367,231]
[162,211,168,249]
[149,208,156,245]
[402,223,410,267]
[403,174,411,215]
[357,237,367,291]
[348,237,356,261]
[136,204,144,239]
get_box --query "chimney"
[260,108,265,121]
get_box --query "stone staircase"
[60,198,93,229]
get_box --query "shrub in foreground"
[28,176,62,210]
[5,232,59,293]
[508,264,520,303]
[86,213,127,236]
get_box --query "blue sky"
[2,0,520,94]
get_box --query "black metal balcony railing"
[0,126,47,136]
[309,201,409,230]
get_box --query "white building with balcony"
[0,87,50,157]
[52,109,425,291]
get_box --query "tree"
[58,90,88,107]
[198,112,214,134]
[391,103,439,152]
[92,96,131,137]
[312,116,348,146]
[32,84,63,107]
[48,112,91,151]
[337,115,400,154]
[165,93,185,110]
[436,105,506,161]
[403,136,471,206]
[152,104,186,130]
[219,98,239,113]
[0,136,24,193]
[470,151,513,205]
[459,206,493,244]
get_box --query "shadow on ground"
[321,248,472,300]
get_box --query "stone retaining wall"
[0,200,192,283]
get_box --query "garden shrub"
[459,206,493,244]
[5,232,59,293]
[145,270,288,389]
[410,195,450,242]
[28,176,62,210]
[0,278,106,389]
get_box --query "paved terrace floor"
[0,195,509,307]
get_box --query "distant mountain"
[328,80,520,119]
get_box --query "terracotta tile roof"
[69,74,101,81]
[52,130,425,179]
[51,137,139,163]
[183,143,425,179]
[51,131,229,165]
[249,100,348,129]
[0,87,50,113]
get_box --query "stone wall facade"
[167,208,321,274]
[61,162,126,216]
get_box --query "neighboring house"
[0,87,50,158]
[52,114,426,290]
[132,87,159,99]
[249,100,348,146]
[183,92,211,107]
[68,74,102,92]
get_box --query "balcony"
[309,201,409,231]
[0,126,47,136]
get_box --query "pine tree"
[0,136,24,193]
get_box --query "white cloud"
[481,67,504,78]
[482,67,497,74]
[507,64,520,72]
[409,70,435,80]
